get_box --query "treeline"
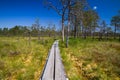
[45,0,120,45]
[0,26,29,36]
[0,24,60,38]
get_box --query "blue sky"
[0,0,120,29]
[88,0,120,25]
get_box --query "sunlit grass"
[60,38,120,80]
[0,37,54,80]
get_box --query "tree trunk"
[28,32,31,45]
[105,33,107,40]
[66,20,70,48]
[107,32,109,40]
[62,15,65,42]
[74,17,77,38]
[84,29,86,39]
[80,21,84,38]
[119,33,120,41]
[99,32,102,41]
[90,26,92,37]
[66,0,70,48]
[38,31,40,41]
[92,27,95,39]
[114,25,117,39]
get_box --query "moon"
[93,6,97,10]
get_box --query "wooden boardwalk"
[40,40,68,80]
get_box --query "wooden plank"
[55,41,68,80]
[40,41,68,80]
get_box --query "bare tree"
[91,11,99,39]
[70,0,87,38]
[36,19,40,41]
[44,0,68,42]
[106,27,112,40]
[111,15,120,39]
[32,19,40,41]
[102,20,107,39]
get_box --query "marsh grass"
[60,38,120,80]
[0,37,54,80]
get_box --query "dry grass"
[0,37,54,80]
[60,38,120,80]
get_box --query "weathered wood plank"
[40,41,68,80]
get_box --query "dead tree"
[44,0,68,42]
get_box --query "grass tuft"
[0,37,54,80]
[60,38,120,80]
